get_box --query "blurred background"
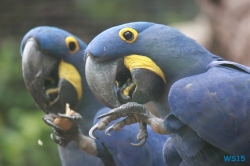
[1,0,249,165]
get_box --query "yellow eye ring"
[119,28,138,44]
[65,36,80,54]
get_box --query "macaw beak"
[85,54,121,108]
[22,38,79,113]
[85,53,166,108]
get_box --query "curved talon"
[131,138,146,147]
[105,125,114,136]
[43,117,65,131]
[58,113,73,119]
[97,112,114,119]
[50,133,62,146]
[52,128,66,136]
[58,113,67,117]
[58,113,83,121]
[89,124,98,139]
[50,132,69,147]
[43,117,55,127]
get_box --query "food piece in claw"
[53,103,76,130]
[43,103,82,147]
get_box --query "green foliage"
[0,38,61,166]
[75,0,198,25]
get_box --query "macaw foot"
[105,120,148,146]
[43,112,82,147]
[131,122,148,146]
[89,102,169,146]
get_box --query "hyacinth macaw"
[85,22,250,165]
[20,26,169,166]
[21,26,108,165]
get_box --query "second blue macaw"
[20,26,169,166]
[85,22,250,165]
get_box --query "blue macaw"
[20,26,169,166]
[21,26,108,166]
[85,22,250,165]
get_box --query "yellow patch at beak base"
[58,60,82,100]
[124,55,166,83]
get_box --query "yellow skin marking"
[122,78,134,96]
[116,81,120,87]
[58,60,82,100]
[123,83,136,96]
[124,55,166,83]
[46,77,55,84]
[46,88,59,95]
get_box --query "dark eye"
[69,41,76,52]
[123,31,134,41]
[65,36,80,54]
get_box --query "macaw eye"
[119,28,138,44]
[123,31,134,40]
[69,42,76,51]
[65,36,80,54]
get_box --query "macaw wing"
[94,107,168,166]
[168,61,250,158]
[163,137,186,166]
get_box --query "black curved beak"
[85,55,121,108]
[85,53,166,108]
[22,38,79,113]
[22,38,60,113]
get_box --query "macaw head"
[85,22,215,108]
[21,26,86,113]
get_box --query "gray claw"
[89,124,98,139]
[105,125,114,136]
[43,117,55,127]
[97,112,114,119]
[43,117,64,131]
[58,113,72,119]
[50,133,61,145]
[58,113,82,122]
[50,133,68,147]
[131,138,146,147]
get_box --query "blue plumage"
[163,137,187,166]
[84,22,250,165]
[169,61,250,164]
